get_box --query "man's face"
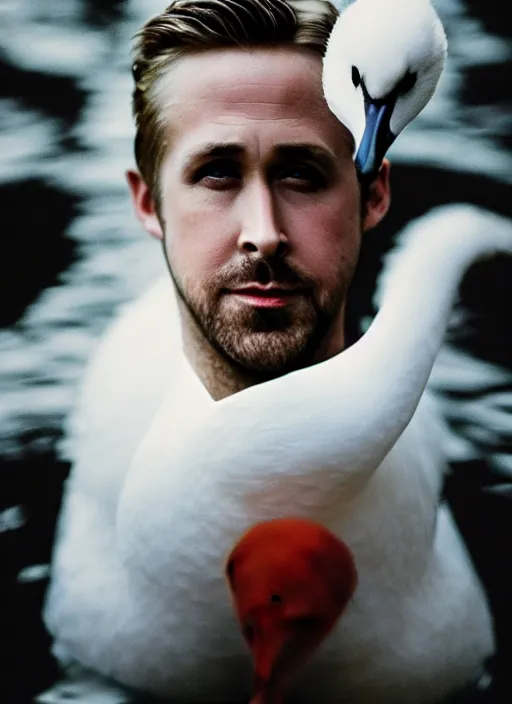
[135,48,383,374]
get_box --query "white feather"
[323,0,447,152]
[44,203,512,701]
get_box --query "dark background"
[1,1,511,702]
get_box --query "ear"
[126,169,164,240]
[362,159,391,232]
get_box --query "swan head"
[323,0,447,181]
[226,518,357,704]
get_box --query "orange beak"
[248,623,296,704]
[253,633,285,684]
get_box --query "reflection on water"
[0,1,511,701]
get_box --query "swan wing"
[57,277,181,502]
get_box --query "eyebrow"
[183,142,245,165]
[274,144,339,169]
[183,142,338,168]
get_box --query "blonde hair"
[131,0,338,199]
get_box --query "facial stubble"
[165,251,352,378]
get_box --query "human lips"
[228,284,306,308]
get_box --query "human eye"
[192,159,241,189]
[279,163,328,191]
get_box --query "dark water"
[0,0,511,702]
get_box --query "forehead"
[154,47,354,161]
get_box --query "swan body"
[324,0,447,178]
[44,204,512,703]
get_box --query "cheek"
[163,194,236,280]
[288,198,361,282]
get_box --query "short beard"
[168,255,348,378]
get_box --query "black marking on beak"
[355,71,417,186]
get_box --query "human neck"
[178,302,262,400]
[177,300,346,401]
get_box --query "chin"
[198,295,339,376]
[219,328,321,377]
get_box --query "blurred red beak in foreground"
[226,518,357,704]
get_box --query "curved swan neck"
[349,207,512,446]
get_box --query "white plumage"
[44,203,512,702]
[324,0,447,175]
[43,1,510,701]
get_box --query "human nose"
[237,179,287,257]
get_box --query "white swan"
[324,0,447,178]
[42,1,511,701]
[45,205,512,702]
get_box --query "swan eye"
[351,66,361,88]
[397,71,417,95]
[270,593,282,604]
[226,559,235,582]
